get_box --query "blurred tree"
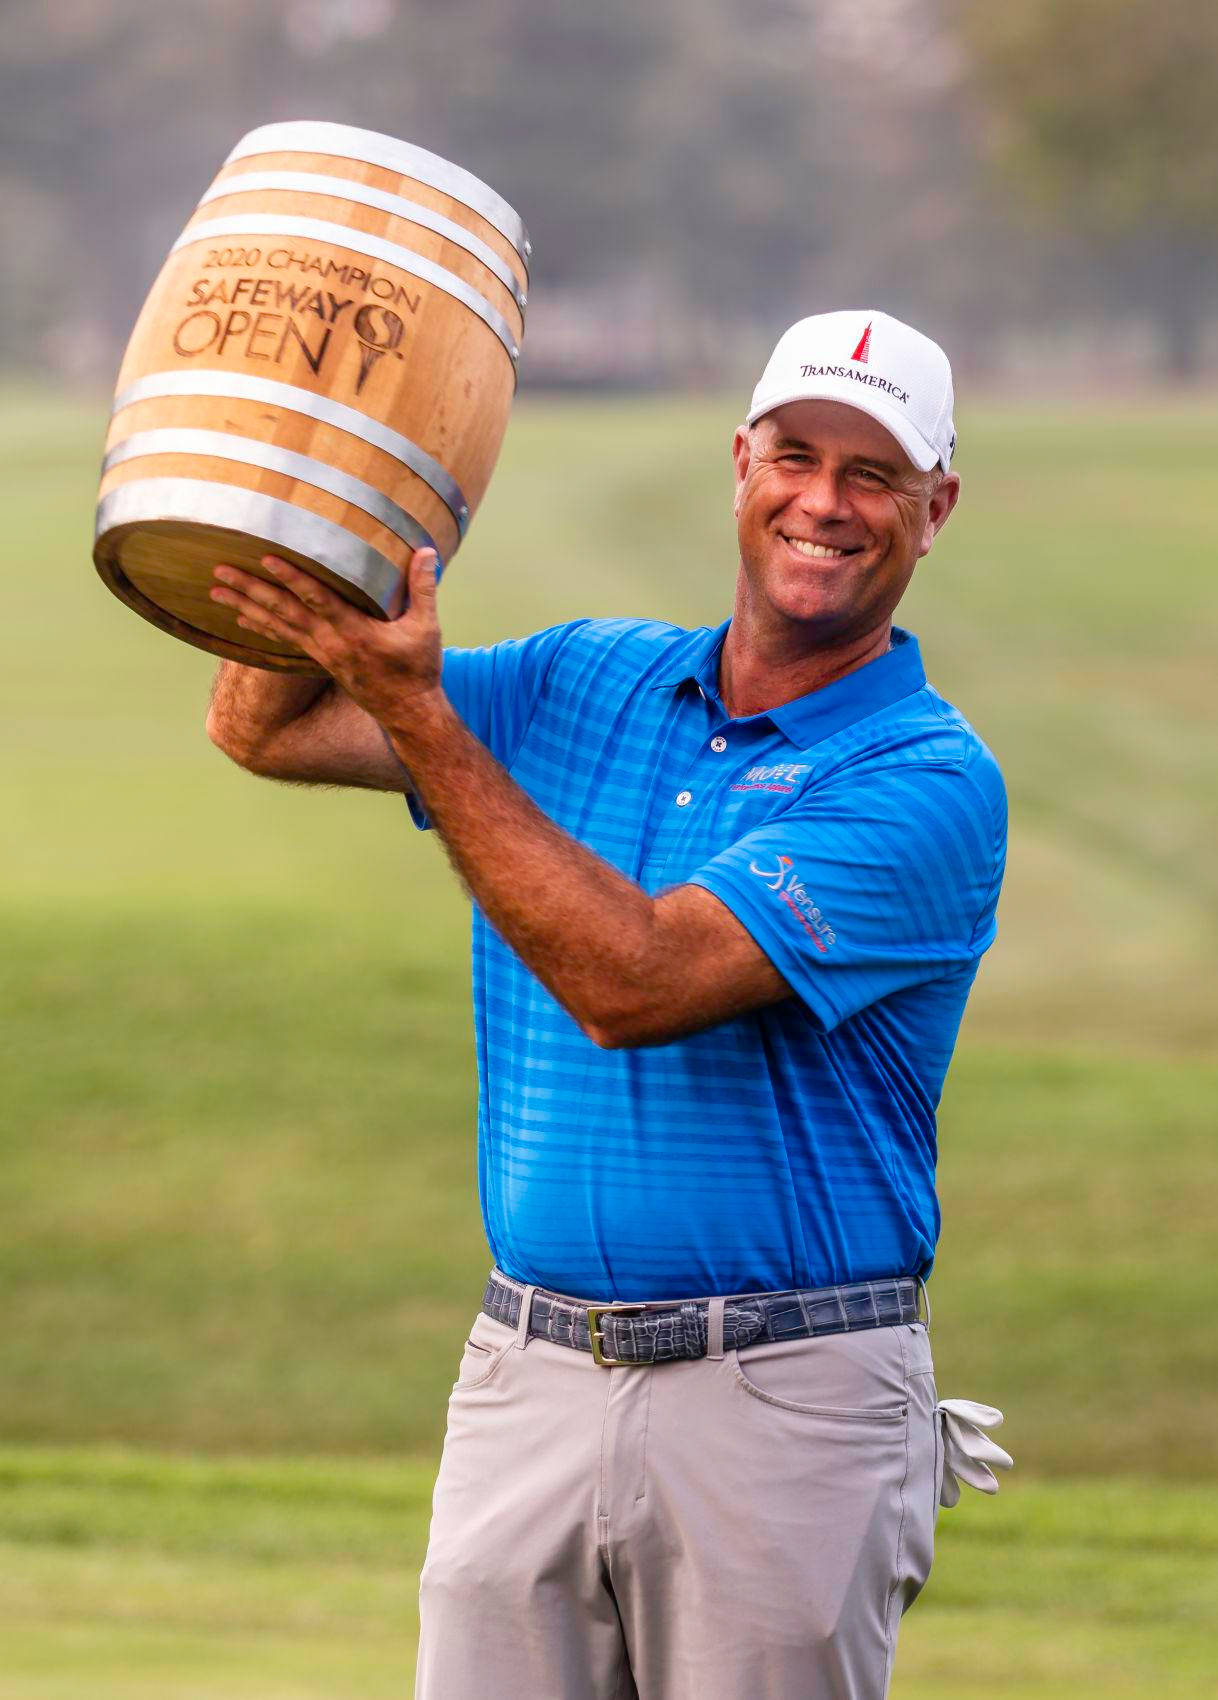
[952,0,1218,375]
[637,0,828,325]
[365,0,832,369]
[0,0,843,382]
[801,0,1016,372]
[0,0,327,371]
[5,0,1201,385]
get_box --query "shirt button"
[710,735,727,752]
[675,790,692,807]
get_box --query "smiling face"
[731,398,960,648]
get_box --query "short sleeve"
[686,760,1006,1030]
[404,620,588,829]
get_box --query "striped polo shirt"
[408,617,1006,1301]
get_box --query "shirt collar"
[649,619,732,693]
[650,622,927,748]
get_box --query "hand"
[209,549,443,726]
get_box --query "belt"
[482,1268,924,1366]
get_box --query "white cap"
[747,309,956,473]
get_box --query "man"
[207,308,1011,1699]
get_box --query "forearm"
[204,549,788,1041]
[386,692,660,1036]
[207,661,333,769]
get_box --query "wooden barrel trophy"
[94,121,530,672]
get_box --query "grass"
[3,945,1216,1468]
[2,387,1216,1463]
[1,1448,1215,1698]
[4,387,1216,1049]
[1,387,1216,1690]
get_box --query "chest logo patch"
[748,853,836,953]
[731,762,810,794]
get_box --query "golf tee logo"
[749,853,793,891]
[850,321,873,363]
[748,854,836,952]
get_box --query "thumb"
[406,547,440,616]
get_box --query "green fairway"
[1,1448,1215,1699]
[4,385,1216,1053]
[3,929,1216,1468]
[2,388,1216,1690]
[2,387,1215,1461]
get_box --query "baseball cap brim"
[746,378,942,473]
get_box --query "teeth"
[785,538,848,558]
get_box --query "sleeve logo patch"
[747,854,836,952]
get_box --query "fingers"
[262,554,349,619]
[209,556,348,637]
[209,552,437,683]
[210,573,303,645]
[406,547,440,617]
[210,569,298,631]
[209,555,381,679]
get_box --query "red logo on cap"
[850,322,873,363]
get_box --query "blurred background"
[1,1,1215,1695]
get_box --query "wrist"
[381,686,456,766]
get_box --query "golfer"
[207,308,1012,1699]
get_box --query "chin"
[771,596,847,633]
[769,575,849,628]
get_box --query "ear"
[732,425,752,518]
[918,471,961,559]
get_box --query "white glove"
[935,1397,1014,1508]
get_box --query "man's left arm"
[210,548,791,1048]
[389,691,790,1047]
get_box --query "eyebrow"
[769,435,900,476]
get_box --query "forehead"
[757,399,913,472]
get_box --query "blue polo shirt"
[409,617,1006,1301]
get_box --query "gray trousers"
[415,1301,943,1699]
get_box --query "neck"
[718,593,893,720]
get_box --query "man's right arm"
[206,661,410,791]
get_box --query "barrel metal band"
[110,369,469,535]
[95,478,408,617]
[101,429,440,560]
[172,215,520,367]
[224,121,531,265]
[198,171,527,312]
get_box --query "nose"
[791,466,854,525]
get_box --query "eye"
[780,451,812,465]
[853,467,886,486]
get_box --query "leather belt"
[482,1268,923,1366]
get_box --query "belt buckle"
[586,1303,646,1366]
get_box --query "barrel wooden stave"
[101,520,333,671]
[107,219,514,518]
[208,149,529,290]
[197,158,528,318]
[95,124,527,670]
[101,452,420,582]
[103,392,464,561]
